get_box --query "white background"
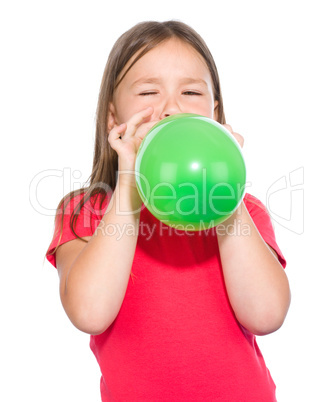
[1,0,332,401]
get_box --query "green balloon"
[135,113,246,231]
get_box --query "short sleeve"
[244,193,286,268]
[46,192,110,268]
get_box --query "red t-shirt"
[46,192,286,401]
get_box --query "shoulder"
[243,193,287,268]
[243,193,273,223]
[58,189,111,218]
[243,192,272,228]
[46,189,111,268]
[243,193,267,212]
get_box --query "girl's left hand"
[223,124,244,148]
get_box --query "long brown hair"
[48,20,227,254]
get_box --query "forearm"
[63,180,141,334]
[216,202,291,335]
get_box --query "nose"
[158,97,181,120]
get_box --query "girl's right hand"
[108,107,157,173]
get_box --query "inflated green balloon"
[135,113,246,231]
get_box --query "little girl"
[46,20,290,401]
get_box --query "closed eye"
[139,91,158,96]
[182,91,202,96]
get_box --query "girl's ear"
[107,103,117,131]
[214,100,219,121]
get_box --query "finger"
[233,132,244,148]
[135,120,158,141]
[222,124,233,134]
[222,124,244,148]
[125,107,154,137]
[108,123,127,145]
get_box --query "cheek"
[181,100,215,119]
[114,97,138,123]
[116,95,161,123]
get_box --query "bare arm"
[216,203,291,336]
[56,182,141,335]
[56,107,156,335]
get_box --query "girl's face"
[110,38,219,125]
